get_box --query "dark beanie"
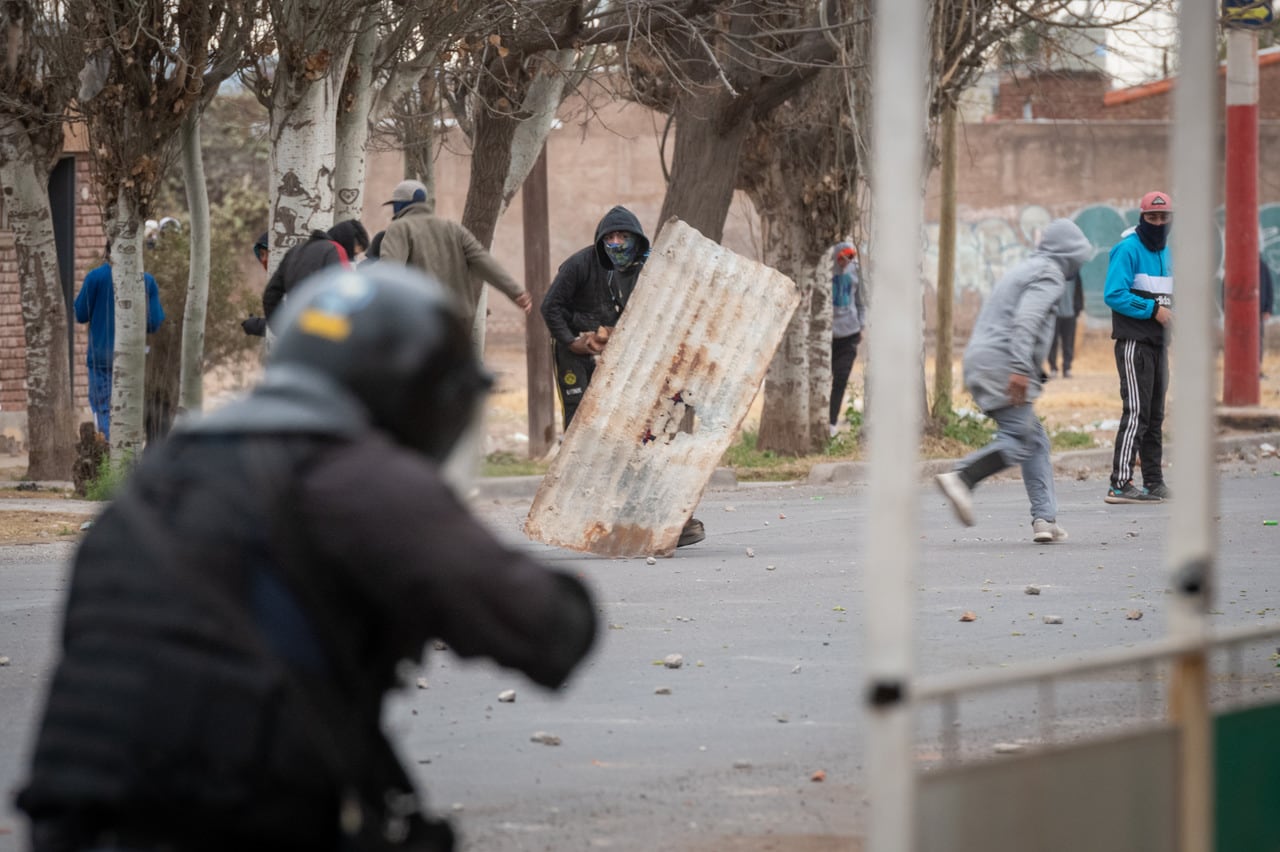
[328,220,369,259]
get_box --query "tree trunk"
[334,11,378,222]
[107,192,147,459]
[178,110,210,415]
[460,60,521,250]
[805,259,833,447]
[401,76,439,209]
[756,203,828,455]
[0,122,76,480]
[268,76,343,268]
[501,52,574,206]
[931,103,957,424]
[657,90,751,243]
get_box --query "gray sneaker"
[1032,518,1068,543]
[1105,482,1162,504]
[935,471,975,526]
[1145,483,1171,500]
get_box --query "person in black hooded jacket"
[262,220,368,325]
[18,264,596,852]
[541,206,650,428]
[539,206,705,547]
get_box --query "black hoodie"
[541,206,651,347]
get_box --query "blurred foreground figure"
[18,265,598,852]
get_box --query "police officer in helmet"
[18,264,598,851]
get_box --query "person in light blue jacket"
[73,242,166,440]
[935,219,1093,544]
[1102,190,1173,505]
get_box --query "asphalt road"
[2,456,1279,852]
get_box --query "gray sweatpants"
[956,403,1057,522]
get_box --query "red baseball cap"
[837,245,857,260]
[1140,191,1172,213]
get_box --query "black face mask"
[1136,218,1169,252]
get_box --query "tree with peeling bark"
[68,0,253,458]
[0,0,80,479]
[240,0,367,271]
[175,5,254,417]
[743,66,859,454]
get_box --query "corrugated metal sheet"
[524,219,800,557]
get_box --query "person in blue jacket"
[1103,191,1173,505]
[73,241,166,440]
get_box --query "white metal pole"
[1168,4,1217,852]
[866,0,927,850]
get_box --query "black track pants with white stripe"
[1110,338,1168,489]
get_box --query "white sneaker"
[1032,518,1068,543]
[935,471,975,527]
[828,423,838,438]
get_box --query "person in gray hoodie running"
[935,218,1094,543]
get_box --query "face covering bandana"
[604,234,637,269]
[1136,218,1169,252]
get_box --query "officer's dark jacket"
[263,231,346,322]
[18,429,596,851]
[540,206,651,346]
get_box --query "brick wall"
[0,230,23,411]
[993,71,1109,120]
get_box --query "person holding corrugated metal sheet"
[18,263,597,852]
[935,219,1093,544]
[540,205,705,547]
[541,205,651,429]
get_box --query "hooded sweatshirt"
[541,206,652,346]
[1104,226,1172,345]
[963,219,1094,412]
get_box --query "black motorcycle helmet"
[268,263,491,461]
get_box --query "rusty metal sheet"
[524,218,800,557]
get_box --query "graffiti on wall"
[923,203,1280,318]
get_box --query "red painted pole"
[1223,28,1260,406]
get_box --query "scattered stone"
[746,548,755,558]
[724,506,737,512]
[451,803,464,812]
[663,654,684,669]
[775,714,789,723]
[0,655,9,666]
[79,521,93,532]
[1043,615,1064,625]
[433,640,448,651]
[778,513,786,520]
[791,665,802,674]
[1024,585,1041,595]
[530,731,562,746]
[497,689,516,703]
[993,742,1025,754]
[766,564,777,571]
[810,769,827,782]
[654,686,672,695]
[646,556,656,565]
[1260,442,1277,457]
[959,611,977,622]
[1126,610,1144,621]
[416,677,429,689]
[732,760,753,770]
